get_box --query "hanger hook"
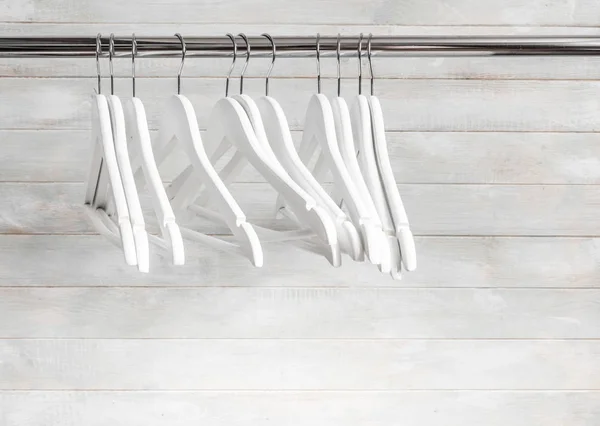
[261,33,276,96]
[131,33,137,97]
[109,33,115,95]
[357,33,363,95]
[174,33,186,95]
[367,33,374,96]
[237,33,250,94]
[225,33,237,97]
[95,33,102,94]
[316,33,321,94]
[336,33,341,97]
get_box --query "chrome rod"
[2,35,600,58]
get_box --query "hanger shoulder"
[302,95,366,220]
[331,97,382,226]
[207,97,324,214]
[232,94,279,163]
[330,96,388,271]
[302,94,381,263]
[257,96,341,219]
[88,94,137,266]
[350,95,394,229]
[158,95,263,267]
[125,97,185,266]
[369,95,416,272]
[349,95,399,275]
[257,95,363,261]
[162,95,248,228]
[205,96,339,266]
[106,94,149,273]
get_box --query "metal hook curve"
[95,33,102,94]
[109,33,115,95]
[358,33,363,95]
[261,33,276,96]
[174,33,186,95]
[237,33,250,94]
[336,33,341,97]
[367,33,374,96]
[225,33,237,97]
[316,33,321,94]
[132,33,137,97]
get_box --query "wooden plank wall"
[1,1,600,425]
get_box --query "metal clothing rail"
[2,35,600,58]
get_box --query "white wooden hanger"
[368,95,416,272]
[327,38,391,273]
[348,37,401,278]
[147,34,264,267]
[365,34,416,272]
[84,34,137,267]
[295,34,383,265]
[125,34,185,265]
[102,34,149,273]
[170,34,341,267]
[255,34,363,261]
[351,94,401,279]
[343,35,401,278]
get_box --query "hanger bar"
[2,35,600,58]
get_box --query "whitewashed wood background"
[1,1,600,425]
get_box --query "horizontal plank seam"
[1,286,597,290]
[5,233,600,238]
[4,129,600,134]
[2,389,599,393]
[7,182,600,187]
[4,22,600,28]
[9,76,600,82]
[0,233,594,239]
[4,181,600,186]
[2,338,599,341]
[3,388,600,391]
[5,128,600,133]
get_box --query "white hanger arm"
[202,96,340,266]
[156,95,263,267]
[84,94,137,266]
[299,94,381,263]
[351,95,401,278]
[256,95,363,261]
[124,97,185,266]
[369,95,417,272]
[106,94,149,273]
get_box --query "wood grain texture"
[1,287,598,338]
[1,0,599,25]
[1,339,598,390]
[2,78,600,132]
[1,182,598,236]
[2,2,600,423]
[2,390,599,426]
[4,130,600,185]
[0,235,595,288]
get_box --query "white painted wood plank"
[0,235,595,288]
[5,24,600,80]
[4,130,600,185]
[1,339,598,390]
[2,78,600,132]
[386,132,600,185]
[1,288,598,338]
[0,131,90,182]
[1,0,599,26]
[2,390,598,426]
[1,183,598,236]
